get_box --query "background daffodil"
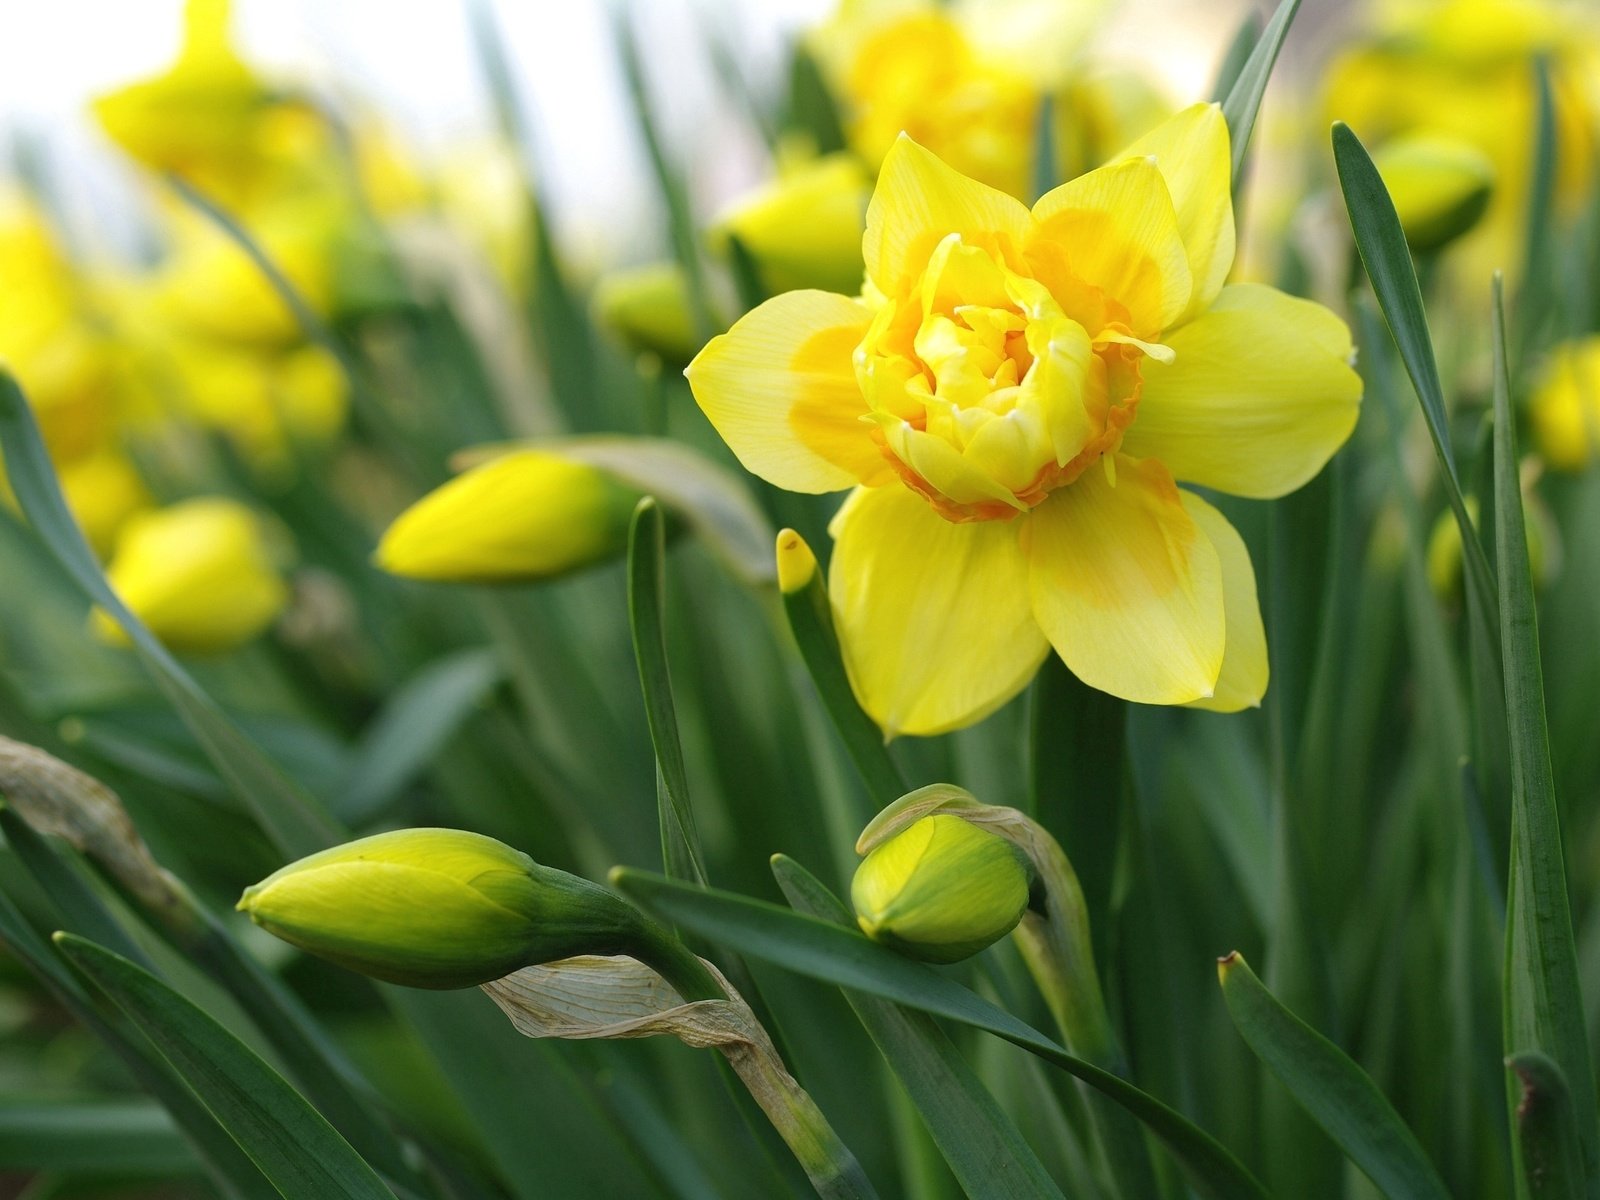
[687,103,1362,736]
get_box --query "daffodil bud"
[93,497,290,654]
[851,814,1032,963]
[239,828,646,990]
[58,449,152,559]
[1532,337,1600,472]
[1371,135,1494,253]
[709,152,869,297]
[593,262,702,365]
[374,449,645,584]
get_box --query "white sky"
[0,0,1248,269]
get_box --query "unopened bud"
[1372,135,1493,253]
[239,828,643,990]
[851,814,1032,963]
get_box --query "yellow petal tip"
[775,528,818,594]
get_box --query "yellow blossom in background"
[1322,0,1600,280]
[809,0,1105,199]
[687,105,1362,735]
[594,262,704,366]
[710,150,872,297]
[1053,64,1175,182]
[1369,134,1495,252]
[93,497,290,654]
[375,449,645,584]
[1531,337,1600,471]
[58,450,152,559]
[92,0,312,209]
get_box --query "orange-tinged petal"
[1024,456,1223,704]
[864,135,1033,297]
[685,290,885,493]
[829,485,1048,736]
[1028,156,1193,336]
[1179,493,1267,712]
[1121,284,1361,499]
[1115,103,1234,321]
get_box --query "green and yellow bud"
[1372,135,1494,252]
[1426,478,1557,602]
[709,151,869,297]
[851,814,1032,964]
[93,497,290,653]
[775,528,818,596]
[374,449,644,584]
[593,262,703,366]
[1532,337,1600,472]
[239,828,645,990]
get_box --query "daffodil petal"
[1028,156,1193,335]
[1122,284,1362,499]
[685,290,885,493]
[1116,102,1234,320]
[865,135,1033,297]
[829,485,1048,736]
[1024,456,1223,704]
[1178,492,1266,712]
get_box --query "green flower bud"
[1371,135,1494,253]
[239,828,643,989]
[593,262,704,366]
[851,814,1032,964]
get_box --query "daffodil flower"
[687,104,1362,736]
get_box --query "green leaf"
[772,854,1066,1200]
[1518,58,1558,354]
[0,1098,195,1175]
[1509,1052,1587,1197]
[1490,275,1599,1192]
[778,533,908,807]
[1331,121,1499,631]
[1217,951,1451,1200]
[611,868,1268,1200]
[1219,0,1301,188]
[628,497,708,887]
[0,372,341,860]
[54,933,397,1200]
[338,648,504,824]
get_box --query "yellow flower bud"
[775,528,818,596]
[851,814,1032,963]
[1426,474,1557,602]
[593,263,702,366]
[1371,135,1494,252]
[93,497,290,654]
[239,828,645,990]
[375,449,644,584]
[58,449,152,559]
[709,152,870,297]
[1532,337,1600,472]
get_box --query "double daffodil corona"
[687,105,1361,735]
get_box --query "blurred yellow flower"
[710,151,872,297]
[1323,0,1600,279]
[1531,337,1600,471]
[687,105,1362,735]
[93,497,290,653]
[1370,134,1495,252]
[375,449,644,584]
[58,449,152,559]
[92,0,309,207]
[810,0,1103,199]
[593,262,704,365]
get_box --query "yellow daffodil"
[810,0,1103,199]
[1531,337,1600,471]
[687,105,1362,735]
[375,449,645,584]
[92,0,313,208]
[1322,0,1600,280]
[93,497,290,653]
[710,151,872,297]
[58,449,152,559]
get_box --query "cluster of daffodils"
[690,105,1360,735]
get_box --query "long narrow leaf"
[55,933,397,1200]
[1219,0,1301,188]
[612,867,1267,1200]
[1217,952,1450,1200]
[1490,275,1598,1190]
[773,854,1066,1200]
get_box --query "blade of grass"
[1219,0,1301,188]
[55,933,397,1199]
[1509,1053,1587,1197]
[772,854,1067,1200]
[1490,274,1599,1193]
[611,867,1268,1200]
[1217,952,1450,1200]
[0,372,341,859]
